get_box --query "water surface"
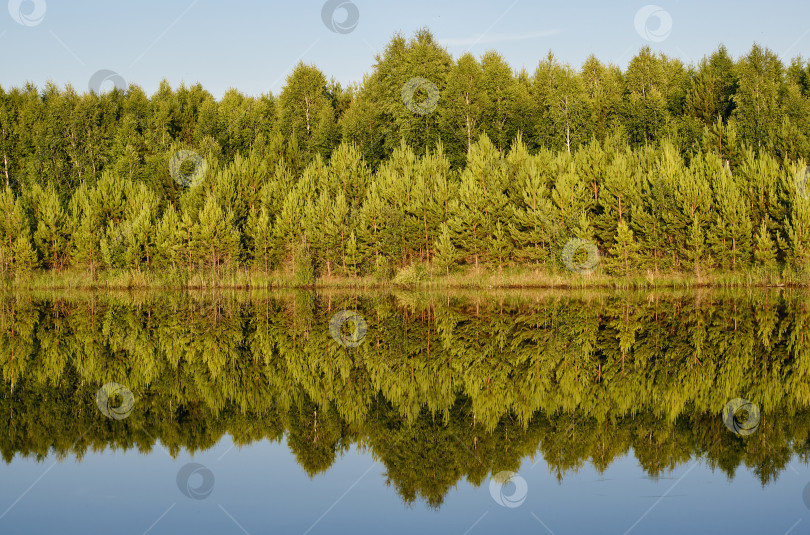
[1,290,809,533]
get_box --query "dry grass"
[0,263,801,292]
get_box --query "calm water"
[1,289,810,534]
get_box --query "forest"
[2,29,810,285]
[1,290,809,505]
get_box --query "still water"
[1,289,809,534]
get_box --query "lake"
[1,289,809,534]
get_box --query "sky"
[1,0,810,98]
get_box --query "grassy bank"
[0,263,804,291]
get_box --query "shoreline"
[1,265,804,291]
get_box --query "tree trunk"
[304,96,312,134]
[732,237,736,269]
[424,214,429,262]
[565,123,571,154]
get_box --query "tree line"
[2,29,810,279]
[1,291,808,504]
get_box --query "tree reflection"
[1,289,809,506]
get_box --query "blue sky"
[1,0,810,98]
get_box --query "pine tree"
[449,136,508,268]
[754,220,777,272]
[192,196,241,270]
[630,164,672,273]
[670,151,716,260]
[177,212,196,267]
[32,185,71,269]
[328,142,371,211]
[274,186,307,268]
[323,192,350,275]
[703,116,744,166]
[489,220,512,268]
[551,157,593,254]
[345,231,360,277]
[782,195,810,271]
[433,223,456,275]
[508,143,558,266]
[405,144,453,262]
[301,190,330,275]
[357,181,388,270]
[737,150,786,236]
[709,164,753,270]
[608,219,641,276]
[72,213,101,276]
[595,152,642,250]
[11,231,37,272]
[209,151,269,231]
[292,235,314,286]
[125,207,156,270]
[100,220,130,269]
[0,187,34,272]
[245,206,273,274]
[686,214,707,274]
[154,205,182,268]
[0,243,9,274]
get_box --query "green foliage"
[531,52,592,152]
[292,238,314,286]
[733,44,785,148]
[154,205,182,268]
[0,35,810,282]
[754,220,778,272]
[686,214,707,274]
[448,135,509,267]
[10,232,37,271]
[245,206,273,274]
[31,184,71,269]
[192,196,241,269]
[279,63,337,163]
[433,223,457,275]
[393,262,429,284]
[607,219,641,275]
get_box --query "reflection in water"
[1,290,809,508]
